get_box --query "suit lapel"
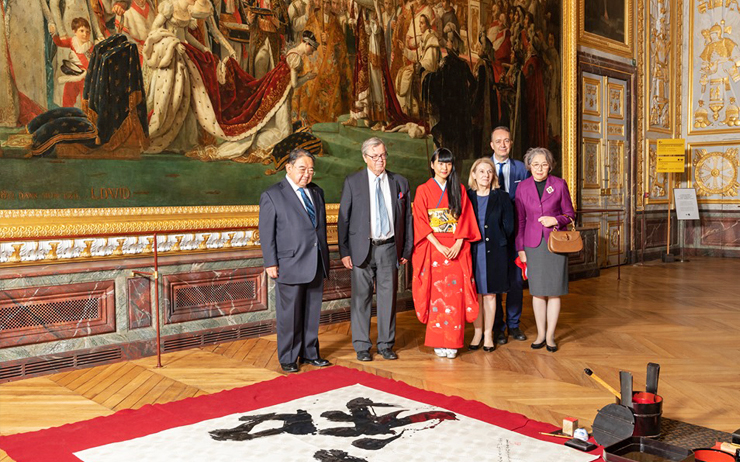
[387,171,400,220]
[280,178,313,226]
[541,176,556,204]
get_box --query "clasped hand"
[436,240,463,260]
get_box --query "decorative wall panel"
[323,260,356,301]
[0,281,116,348]
[648,0,675,133]
[128,277,152,330]
[689,0,740,134]
[163,267,268,324]
[688,141,740,202]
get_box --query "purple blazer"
[515,175,576,251]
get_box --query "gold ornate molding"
[0,204,340,240]
[564,0,578,204]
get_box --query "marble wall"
[0,230,598,382]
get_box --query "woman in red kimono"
[412,148,481,359]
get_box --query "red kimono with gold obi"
[412,178,481,349]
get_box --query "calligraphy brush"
[584,368,622,400]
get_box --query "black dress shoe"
[495,330,508,345]
[531,340,546,349]
[468,338,483,351]
[378,349,398,360]
[356,350,372,361]
[280,362,299,373]
[510,327,528,341]
[546,343,558,353]
[300,357,331,367]
[483,344,496,352]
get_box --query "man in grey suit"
[338,137,414,362]
[259,149,331,373]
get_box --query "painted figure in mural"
[0,1,20,127]
[51,17,94,108]
[521,37,547,150]
[247,0,288,79]
[258,148,331,373]
[346,9,388,129]
[542,32,560,142]
[293,0,352,124]
[412,147,480,360]
[5,0,58,114]
[424,24,474,159]
[381,0,400,66]
[117,0,157,61]
[289,0,313,42]
[395,13,438,117]
[145,0,311,159]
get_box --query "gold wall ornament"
[584,121,602,133]
[691,147,740,196]
[144,237,154,253]
[698,0,740,13]
[170,236,184,252]
[46,242,60,260]
[608,83,625,119]
[722,97,740,125]
[199,234,211,250]
[9,243,23,263]
[695,99,712,127]
[583,77,602,116]
[608,140,625,189]
[647,0,674,133]
[582,138,602,189]
[647,140,670,203]
[81,239,94,258]
[113,239,126,256]
[689,5,740,134]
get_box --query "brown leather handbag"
[547,218,583,254]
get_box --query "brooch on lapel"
[398,192,404,199]
[546,186,554,194]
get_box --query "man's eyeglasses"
[365,153,388,162]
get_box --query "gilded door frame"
[577,53,637,261]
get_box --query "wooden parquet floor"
[1,257,739,461]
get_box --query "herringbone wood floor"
[1,257,739,461]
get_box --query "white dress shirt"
[368,169,394,240]
[286,175,313,211]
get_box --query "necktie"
[299,188,316,228]
[498,162,506,192]
[376,176,391,236]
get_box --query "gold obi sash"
[428,208,458,233]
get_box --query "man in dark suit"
[338,137,413,362]
[490,126,530,344]
[259,149,331,373]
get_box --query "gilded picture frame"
[579,0,635,58]
[1,3,579,242]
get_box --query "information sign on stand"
[674,188,699,220]
[656,139,686,263]
[656,139,686,173]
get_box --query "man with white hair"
[338,137,414,361]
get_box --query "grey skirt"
[525,239,569,297]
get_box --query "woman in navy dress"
[466,157,514,352]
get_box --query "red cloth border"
[0,365,601,461]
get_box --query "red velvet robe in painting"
[412,179,481,349]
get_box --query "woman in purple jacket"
[515,147,575,353]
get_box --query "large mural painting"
[0,0,561,208]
